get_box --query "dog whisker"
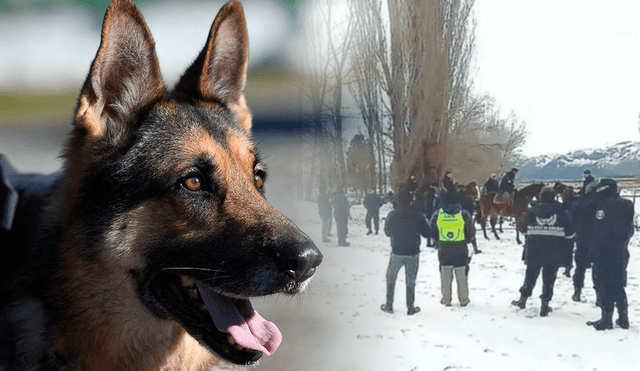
[161,267,223,272]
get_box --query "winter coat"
[384,207,429,256]
[430,204,475,267]
[518,201,574,267]
[591,194,634,265]
[484,178,499,194]
[363,194,383,213]
[499,171,516,193]
[582,175,595,193]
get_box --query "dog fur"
[0,1,322,370]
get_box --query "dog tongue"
[195,282,282,356]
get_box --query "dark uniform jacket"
[499,171,516,194]
[518,201,574,266]
[363,193,383,213]
[384,207,429,256]
[484,178,499,194]
[592,194,634,264]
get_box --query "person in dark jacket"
[431,193,476,307]
[569,184,599,301]
[317,187,333,243]
[581,169,595,194]
[456,185,481,254]
[381,191,430,315]
[586,179,634,330]
[333,188,350,246]
[442,171,457,196]
[363,190,384,235]
[512,186,574,316]
[499,168,519,196]
[483,173,499,194]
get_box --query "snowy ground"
[253,201,640,371]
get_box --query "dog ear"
[172,0,252,133]
[75,0,166,140]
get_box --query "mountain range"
[512,141,640,181]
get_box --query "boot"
[406,285,419,315]
[540,300,553,317]
[511,295,527,309]
[587,309,613,330]
[616,301,629,329]
[440,266,454,306]
[381,281,395,313]
[454,266,470,307]
[571,287,581,302]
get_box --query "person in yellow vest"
[430,193,476,307]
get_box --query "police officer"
[431,192,475,307]
[581,169,595,194]
[570,183,599,301]
[586,179,634,330]
[512,186,574,316]
[499,168,519,197]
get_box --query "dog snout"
[279,240,323,283]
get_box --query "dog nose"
[280,240,323,282]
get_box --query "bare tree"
[325,0,355,186]
[348,0,389,193]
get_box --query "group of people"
[512,172,634,330]
[381,175,477,315]
[317,169,634,330]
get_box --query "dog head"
[61,0,321,365]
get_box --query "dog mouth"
[149,273,282,365]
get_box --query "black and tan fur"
[0,1,322,370]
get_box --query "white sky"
[472,0,640,157]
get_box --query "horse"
[476,183,546,244]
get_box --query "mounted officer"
[581,169,595,194]
[496,168,518,204]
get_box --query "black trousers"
[365,210,379,232]
[519,260,559,302]
[594,257,628,312]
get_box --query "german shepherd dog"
[0,0,322,369]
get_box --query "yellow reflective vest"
[437,210,465,243]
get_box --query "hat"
[595,178,617,195]
[511,168,519,172]
[583,169,591,175]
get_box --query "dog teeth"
[179,275,195,288]
[227,334,245,351]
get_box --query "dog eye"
[254,174,264,190]
[183,176,203,192]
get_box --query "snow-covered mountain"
[512,141,640,181]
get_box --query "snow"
[253,201,640,371]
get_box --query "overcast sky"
[472,0,640,157]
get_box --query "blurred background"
[0,0,310,216]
